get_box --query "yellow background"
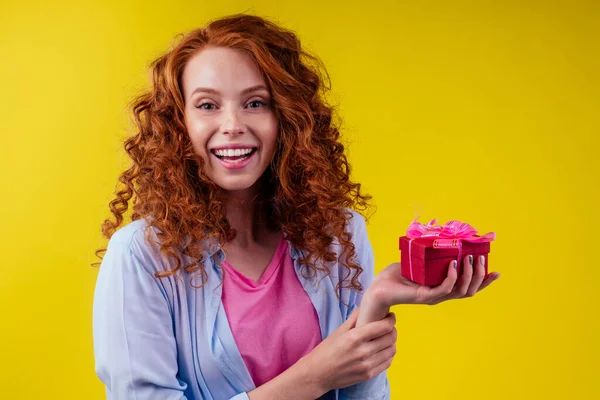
[1,0,598,398]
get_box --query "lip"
[211,148,257,170]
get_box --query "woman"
[92,13,499,400]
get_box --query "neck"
[222,181,275,248]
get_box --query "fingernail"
[452,260,457,269]
[469,255,473,265]
[480,255,485,265]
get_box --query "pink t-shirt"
[221,236,322,387]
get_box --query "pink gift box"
[399,236,491,286]
[398,219,495,287]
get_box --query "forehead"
[181,46,266,97]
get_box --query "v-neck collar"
[221,235,286,286]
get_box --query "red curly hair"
[93,13,373,294]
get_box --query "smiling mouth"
[210,147,258,162]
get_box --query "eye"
[196,102,217,110]
[247,100,268,109]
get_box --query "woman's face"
[182,46,278,193]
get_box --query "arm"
[247,357,324,400]
[339,210,391,400]
[92,238,188,399]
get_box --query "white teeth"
[214,148,254,157]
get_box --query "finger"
[431,255,473,304]
[365,326,397,354]
[476,272,501,292]
[423,260,458,302]
[455,254,474,296]
[462,255,486,297]
[336,307,361,336]
[446,270,500,303]
[354,312,396,341]
[344,307,361,329]
[368,344,396,375]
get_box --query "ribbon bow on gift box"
[405,218,496,281]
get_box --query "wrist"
[294,354,329,397]
[358,286,391,326]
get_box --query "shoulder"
[341,208,370,254]
[107,218,150,250]
[331,207,373,277]
[345,207,368,237]
[102,218,168,277]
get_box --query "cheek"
[186,122,212,157]
[267,135,279,155]
[263,120,279,154]
[188,134,208,157]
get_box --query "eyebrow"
[189,85,269,100]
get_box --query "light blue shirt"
[92,208,390,399]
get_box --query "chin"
[213,175,261,192]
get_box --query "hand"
[298,307,397,394]
[370,254,500,309]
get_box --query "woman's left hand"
[356,254,500,327]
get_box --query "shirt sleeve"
[339,209,391,400]
[92,235,188,400]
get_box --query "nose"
[220,106,245,136]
